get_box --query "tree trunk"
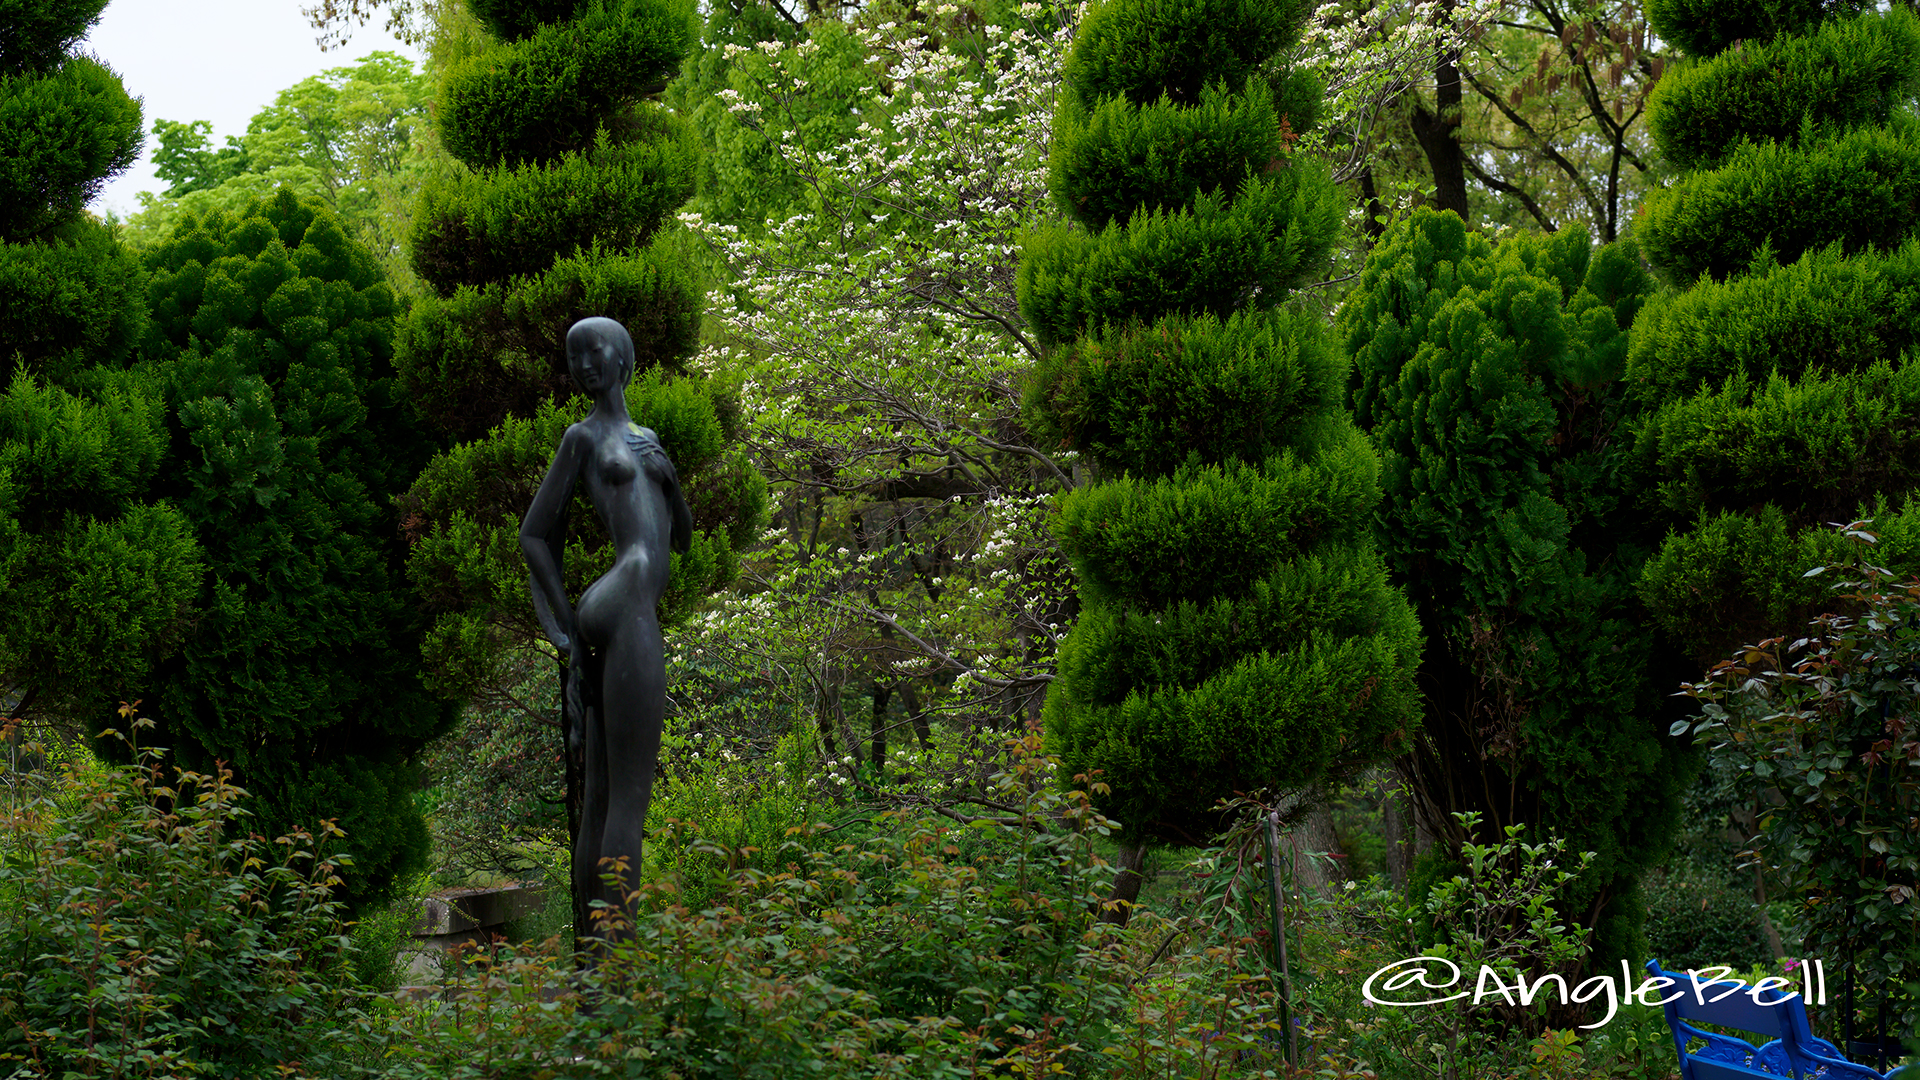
[1408,0,1470,224]
[869,678,891,782]
[1102,841,1149,925]
[816,671,839,760]
[1381,772,1411,887]
[1359,166,1389,247]
[900,681,932,748]
[1284,787,1345,897]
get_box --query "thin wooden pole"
[1264,809,1298,1064]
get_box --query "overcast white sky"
[82,0,422,217]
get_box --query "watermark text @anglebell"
[1361,957,1829,1029]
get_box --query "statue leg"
[595,610,666,928]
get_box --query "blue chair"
[1646,960,1891,1080]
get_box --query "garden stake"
[1263,809,1298,1064]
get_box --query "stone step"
[411,883,547,937]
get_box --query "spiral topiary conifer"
[394,0,766,934]
[1628,0,1920,663]
[399,0,705,441]
[0,0,143,387]
[1018,0,1422,900]
[0,0,202,731]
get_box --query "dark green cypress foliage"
[397,0,705,443]
[1019,0,1421,852]
[0,0,139,243]
[0,0,143,380]
[1629,0,1920,663]
[394,0,761,584]
[1341,208,1690,964]
[132,190,457,912]
[391,0,767,919]
[396,0,761,645]
[0,0,200,728]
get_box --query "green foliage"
[0,55,141,242]
[635,725,817,912]
[1061,0,1305,107]
[0,369,201,728]
[415,652,571,882]
[1340,208,1686,965]
[396,236,705,440]
[0,1,187,738]
[0,0,135,263]
[1576,1001,1679,1080]
[1049,78,1289,230]
[1645,7,1920,174]
[345,878,432,995]
[662,7,846,232]
[1635,0,1920,660]
[0,722,362,1079]
[1644,0,1861,59]
[1053,434,1381,610]
[0,0,107,76]
[1050,563,1420,841]
[123,52,436,293]
[346,739,1296,1078]
[1025,0,1417,853]
[129,188,455,912]
[1023,308,1343,478]
[1639,115,1920,283]
[1624,238,1920,404]
[1635,500,1920,653]
[1366,812,1599,1080]
[0,216,148,387]
[1676,535,1920,1037]
[1631,363,1920,528]
[1641,866,1770,974]
[436,0,696,170]
[466,0,580,41]
[150,118,250,198]
[1018,162,1344,349]
[410,115,697,295]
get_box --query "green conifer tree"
[392,0,766,926]
[398,0,708,441]
[1341,208,1690,964]
[0,0,201,730]
[1018,0,1422,905]
[132,189,457,912]
[1629,0,1920,664]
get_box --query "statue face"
[567,320,632,394]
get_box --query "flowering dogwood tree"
[676,0,1481,789]
[679,8,1075,770]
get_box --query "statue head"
[566,317,635,394]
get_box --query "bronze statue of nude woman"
[520,316,692,940]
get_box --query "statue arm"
[521,425,588,649]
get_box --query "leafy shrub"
[354,733,1293,1078]
[1641,866,1770,974]
[347,874,435,994]
[0,710,360,1079]
[1336,813,1597,1080]
[1577,1000,1680,1080]
[637,723,817,912]
[1677,529,1920,1038]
